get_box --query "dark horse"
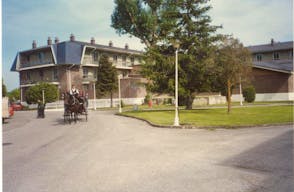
[63,92,87,123]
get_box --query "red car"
[11,102,23,111]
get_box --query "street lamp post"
[239,77,243,106]
[93,83,96,110]
[173,43,180,126]
[42,88,45,104]
[118,74,122,113]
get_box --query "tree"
[111,0,177,48]
[96,55,118,107]
[213,36,252,113]
[25,82,58,104]
[141,0,221,109]
[8,88,20,102]
[2,79,7,97]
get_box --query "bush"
[243,86,256,103]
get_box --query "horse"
[63,92,80,123]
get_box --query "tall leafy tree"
[25,82,58,104]
[8,88,20,101]
[213,36,252,113]
[111,0,177,48]
[96,55,118,107]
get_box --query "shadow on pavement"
[221,129,293,192]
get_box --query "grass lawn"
[122,105,293,128]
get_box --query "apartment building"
[247,39,293,101]
[10,34,146,102]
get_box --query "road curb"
[116,113,293,130]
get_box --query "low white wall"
[193,95,226,105]
[88,97,145,108]
[232,92,294,102]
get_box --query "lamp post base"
[174,117,179,126]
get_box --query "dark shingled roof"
[253,60,293,73]
[247,41,293,53]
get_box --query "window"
[256,54,262,61]
[113,55,118,63]
[273,52,280,60]
[94,70,97,79]
[83,84,89,91]
[39,70,44,80]
[26,72,31,80]
[27,55,30,62]
[122,56,126,66]
[131,57,135,65]
[53,68,58,80]
[83,68,88,78]
[290,50,293,59]
[93,51,99,61]
[38,52,44,62]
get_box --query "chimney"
[55,37,59,44]
[90,37,95,45]
[109,40,113,47]
[47,37,52,45]
[70,34,75,41]
[32,40,37,49]
[271,38,274,46]
[125,43,129,50]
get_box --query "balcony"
[82,55,99,65]
[21,60,54,68]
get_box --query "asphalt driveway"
[3,110,293,192]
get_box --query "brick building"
[247,39,293,101]
[10,34,146,102]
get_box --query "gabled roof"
[247,41,293,53]
[253,60,293,74]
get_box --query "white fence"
[30,97,145,110]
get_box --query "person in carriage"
[69,85,87,114]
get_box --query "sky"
[1,0,293,91]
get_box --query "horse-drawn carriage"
[63,92,88,123]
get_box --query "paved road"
[3,110,293,192]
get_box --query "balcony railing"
[82,56,99,65]
[21,60,54,68]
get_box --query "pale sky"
[2,0,293,91]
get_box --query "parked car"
[11,102,23,111]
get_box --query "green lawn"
[122,105,293,128]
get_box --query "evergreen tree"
[142,0,221,109]
[96,55,118,107]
